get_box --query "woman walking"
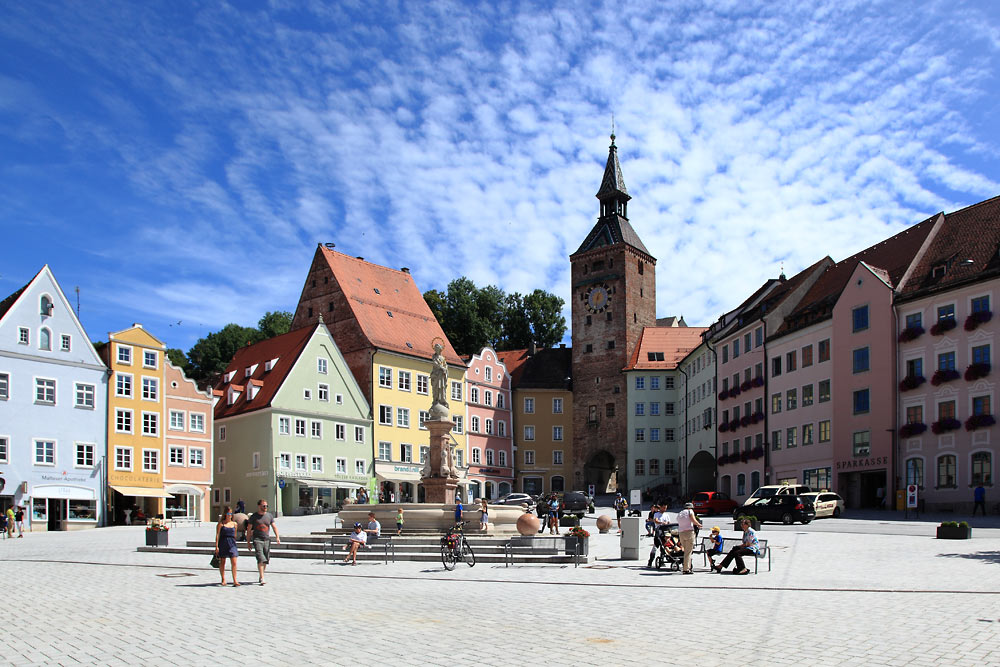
[215,506,241,586]
[479,498,489,531]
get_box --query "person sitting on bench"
[713,518,758,575]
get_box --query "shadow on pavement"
[936,551,1000,565]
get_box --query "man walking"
[245,499,280,586]
[613,493,628,534]
[973,483,986,516]
[676,502,702,574]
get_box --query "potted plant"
[931,418,962,434]
[930,318,957,335]
[898,324,925,342]
[931,369,961,385]
[145,518,169,547]
[936,521,972,539]
[964,362,991,381]
[964,311,993,331]
[964,414,997,431]
[899,375,926,392]
[559,513,581,528]
[899,422,927,438]
[567,525,590,556]
[734,514,760,531]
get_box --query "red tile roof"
[624,326,707,371]
[318,248,465,366]
[214,324,315,420]
[898,195,1000,301]
[496,349,531,386]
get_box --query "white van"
[741,484,811,507]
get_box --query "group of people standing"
[214,499,281,586]
[1,506,24,538]
[645,501,759,575]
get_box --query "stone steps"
[136,544,583,564]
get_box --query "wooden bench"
[698,536,770,573]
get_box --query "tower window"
[607,340,615,350]
[328,302,334,312]
[307,307,313,318]
[634,313,637,323]
[638,261,644,275]
[586,315,592,325]
[585,344,593,353]
[606,312,612,321]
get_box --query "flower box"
[964,311,993,331]
[898,325,925,342]
[965,414,996,431]
[964,363,991,381]
[899,422,927,438]
[931,418,962,434]
[930,318,957,336]
[740,415,751,427]
[145,529,169,547]
[730,385,741,397]
[740,381,752,392]
[751,376,765,388]
[719,421,730,433]
[936,522,971,539]
[899,375,926,392]
[751,445,765,460]
[751,411,764,424]
[718,389,729,400]
[931,369,960,386]
[564,535,589,556]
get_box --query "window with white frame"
[318,384,329,401]
[75,442,95,468]
[417,374,429,395]
[379,367,392,388]
[355,426,364,442]
[223,488,232,504]
[419,411,429,429]
[451,381,462,401]
[0,373,8,400]
[524,397,535,413]
[335,393,344,405]
[378,441,391,461]
[295,418,306,436]
[455,449,463,467]
[143,350,157,368]
[311,421,322,438]
[61,334,71,351]
[397,407,410,428]
[142,449,159,472]
[169,410,185,430]
[497,393,505,409]
[551,397,563,414]
[471,387,480,404]
[452,415,463,433]
[472,448,481,464]
[219,425,226,441]
[524,425,535,440]
[279,453,291,469]
[252,452,260,470]
[75,383,95,408]
[303,388,312,400]
[18,327,29,345]
[333,423,345,440]
[317,357,328,374]
[115,373,132,398]
[635,428,645,442]
[117,344,132,364]
[553,425,563,441]
[115,446,132,470]
[498,421,506,437]
[498,450,507,467]
[35,378,56,404]
[470,415,480,432]
[190,413,205,433]
[279,417,290,435]
[379,405,393,425]
[355,459,366,474]
[189,448,205,467]
[400,444,413,463]
[486,449,494,465]
[524,450,535,465]
[335,457,346,474]
[419,446,429,464]
[484,391,492,407]
[295,454,307,471]
[142,377,158,400]
[398,371,411,391]
[485,418,494,435]
[116,408,133,433]
[312,456,323,472]
[169,446,184,465]
[0,436,7,463]
[485,366,492,382]
[553,450,563,465]
[142,412,158,436]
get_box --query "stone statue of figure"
[429,341,450,419]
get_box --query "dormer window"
[244,363,258,378]
[264,358,279,371]
[224,370,235,383]
[932,264,947,279]
[247,384,260,401]
[40,295,53,316]
[227,385,243,405]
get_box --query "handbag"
[210,553,220,568]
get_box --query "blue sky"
[2,0,999,351]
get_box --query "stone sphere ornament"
[516,512,540,536]
[596,515,613,533]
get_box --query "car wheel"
[801,520,811,524]
[833,507,841,518]
[781,513,793,525]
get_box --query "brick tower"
[570,134,656,494]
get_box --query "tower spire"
[596,133,630,218]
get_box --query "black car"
[560,491,592,518]
[734,494,815,525]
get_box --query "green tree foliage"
[424,278,566,355]
[257,310,293,338]
[166,348,189,370]
[186,324,262,386]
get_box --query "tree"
[166,348,189,370]
[522,289,566,349]
[185,324,262,386]
[257,310,293,338]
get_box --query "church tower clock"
[570,134,657,493]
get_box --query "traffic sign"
[906,484,918,509]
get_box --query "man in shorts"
[245,499,281,585]
[614,493,628,533]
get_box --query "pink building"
[464,346,514,500]
[163,361,214,521]
[895,197,999,511]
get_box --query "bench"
[322,534,395,564]
[169,517,202,528]
[698,536,770,573]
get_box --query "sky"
[2,0,999,352]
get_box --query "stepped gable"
[624,326,707,371]
[897,195,1000,302]
[213,325,314,419]
[775,214,940,337]
[316,247,464,366]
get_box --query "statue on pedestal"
[429,341,450,420]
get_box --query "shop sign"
[835,456,888,470]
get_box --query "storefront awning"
[293,479,363,490]
[111,485,174,498]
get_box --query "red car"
[691,491,738,516]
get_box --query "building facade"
[0,266,108,530]
[163,361,214,521]
[679,340,717,494]
[464,346,514,500]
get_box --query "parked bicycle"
[440,521,475,570]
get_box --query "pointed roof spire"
[596,131,630,201]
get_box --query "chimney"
[401,267,410,273]
[559,343,566,348]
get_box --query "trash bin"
[620,516,642,560]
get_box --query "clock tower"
[570,134,656,493]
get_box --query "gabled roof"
[214,324,315,420]
[496,349,531,386]
[0,281,33,323]
[596,135,630,200]
[316,248,465,367]
[573,216,652,257]
[776,215,939,336]
[498,347,572,390]
[897,195,1000,302]
[624,326,708,371]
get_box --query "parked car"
[495,493,535,510]
[801,492,844,518]
[571,491,597,514]
[734,494,815,524]
[691,491,738,516]
[559,491,592,518]
[741,484,812,507]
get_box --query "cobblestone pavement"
[2,512,999,666]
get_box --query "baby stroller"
[648,525,683,571]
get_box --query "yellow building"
[101,324,171,522]
[291,245,469,502]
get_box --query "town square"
[2,1,1000,665]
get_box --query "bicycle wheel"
[461,539,476,567]
[441,543,456,571]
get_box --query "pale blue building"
[0,266,108,530]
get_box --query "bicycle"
[440,521,475,570]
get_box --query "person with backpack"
[614,493,629,533]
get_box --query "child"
[396,507,404,536]
[343,522,367,565]
[706,526,724,569]
[479,499,489,531]
[665,530,684,557]
[645,504,659,536]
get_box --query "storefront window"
[68,500,97,521]
[33,498,47,521]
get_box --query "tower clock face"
[585,283,611,313]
